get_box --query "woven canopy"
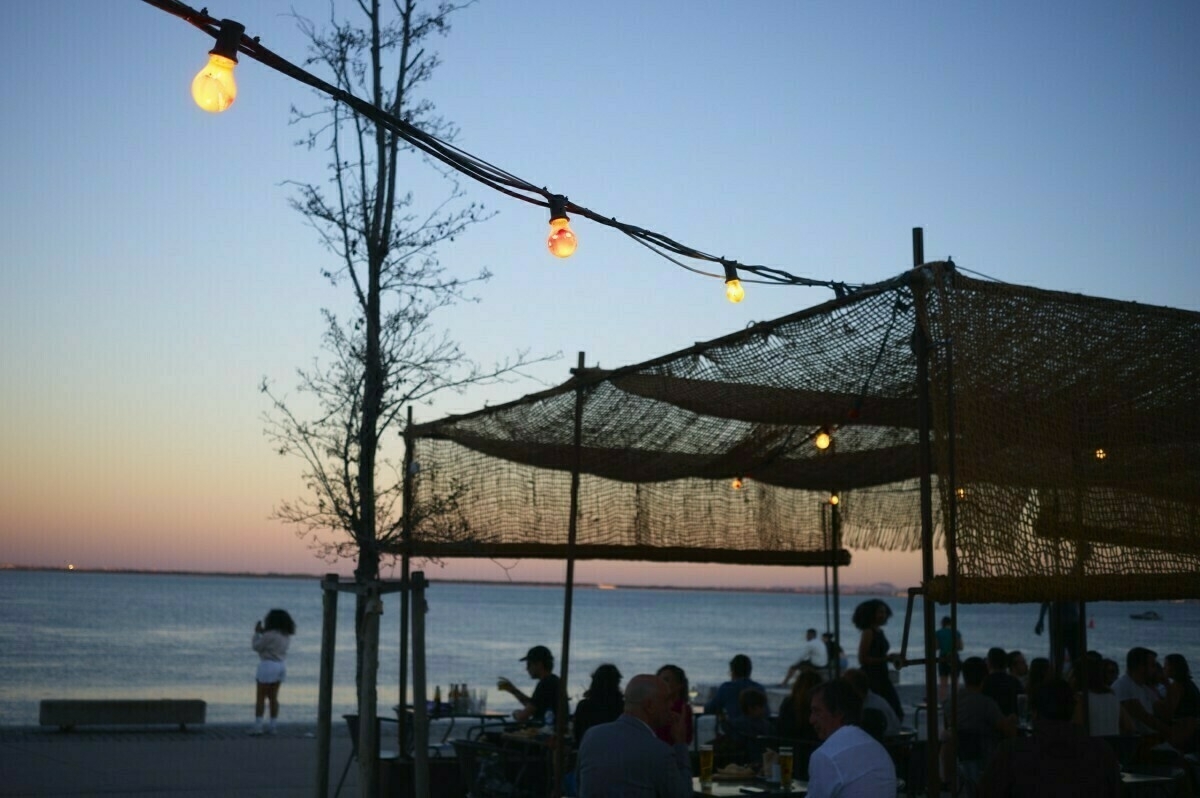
[400,263,1200,602]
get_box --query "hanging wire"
[141,0,862,295]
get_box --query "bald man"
[577,674,692,797]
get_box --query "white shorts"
[256,659,286,684]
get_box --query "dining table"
[1119,767,1183,796]
[395,703,509,743]
[692,776,807,796]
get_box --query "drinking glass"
[779,746,794,789]
[699,743,714,786]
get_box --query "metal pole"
[913,227,942,797]
[831,501,842,679]
[412,572,430,798]
[399,406,414,760]
[945,302,960,798]
[822,503,831,636]
[556,352,587,796]
[358,583,382,798]
[315,574,339,798]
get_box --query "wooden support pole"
[913,227,943,797]
[358,583,382,798]
[412,572,430,798]
[314,574,339,798]
[556,351,587,795]
[400,405,414,760]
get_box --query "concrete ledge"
[39,699,207,731]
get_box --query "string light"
[1094,448,1107,460]
[829,492,840,506]
[815,429,832,450]
[723,263,745,304]
[145,0,871,297]
[731,476,745,490]
[191,19,244,113]
[546,195,577,258]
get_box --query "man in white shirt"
[1112,646,1169,736]
[807,678,897,798]
[783,628,830,685]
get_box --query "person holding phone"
[250,608,295,736]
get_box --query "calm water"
[1,570,1196,726]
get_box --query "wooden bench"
[39,699,207,731]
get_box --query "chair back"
[343,712,400,760]
[343,714,361,756]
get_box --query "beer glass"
[779,746,794,790]
[699,743,714,786]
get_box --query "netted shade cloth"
[401,264,1200,601]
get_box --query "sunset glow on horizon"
[2,1,1197,590]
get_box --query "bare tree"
[262,0,551,697]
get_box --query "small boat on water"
[1130,610,1162,621]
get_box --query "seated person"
[784,628,829,685]
[807,679,896,798]
[653,664,694,746]
[573,663,624,746]
[777,670,822,741]
[978,678,1120,797]
[948,656,1016,789]
[981,647,1023,718]
[722,687,772,763]
[498,645,563,723]
[704,653,764,734]
[842,668,901,737]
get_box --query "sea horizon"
[3,570,1198,728]
[0,562,916,596]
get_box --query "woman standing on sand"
[853,598,904,721]
[251,608,295,735]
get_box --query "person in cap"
[498,645,563,723]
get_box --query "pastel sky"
[2,1,1197,590]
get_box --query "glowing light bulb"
[725,278,745,303]
[829,492,840,506]
[547,217,577,258]
[815,430,832,450]
[546,194,576,258]
[731,477,744,490]
[723,262,744,303]
[956,487,967,500]
[1095,448,1107,460]
[190,20,244,113]
[192,53,238,112]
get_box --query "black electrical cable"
[141,0,862,294]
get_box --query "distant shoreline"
[0,564,900,596]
